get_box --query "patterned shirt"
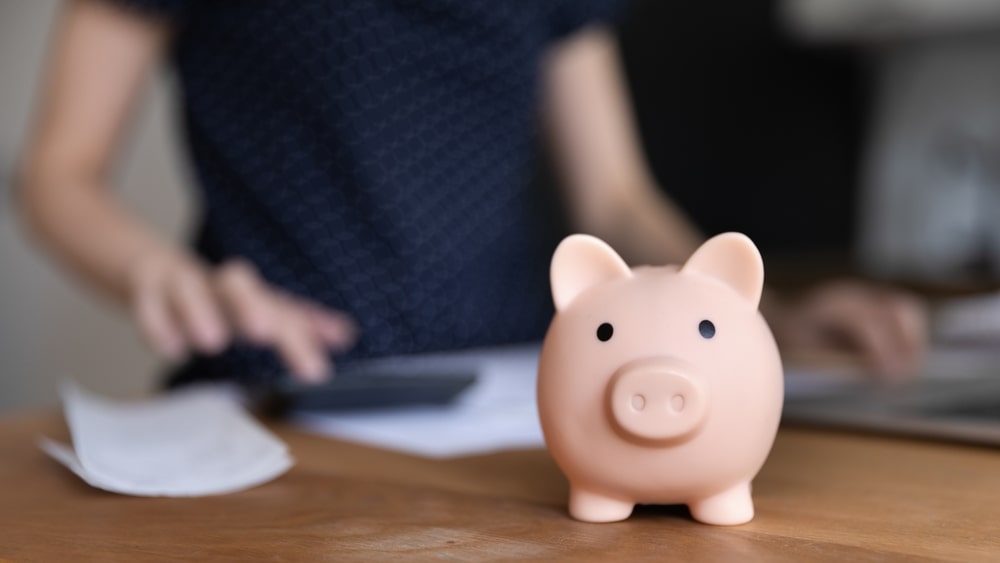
[111,0,622,382]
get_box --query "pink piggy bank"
[537,232,783,525]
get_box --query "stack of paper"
[40,382,292,497]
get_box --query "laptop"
[782,369,1000,446]
[782,293,1000,446]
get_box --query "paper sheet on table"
[290,345,545,458]
[40,382,293,497]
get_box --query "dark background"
[616,0,869,255]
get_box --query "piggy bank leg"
[568,488,634,523]
[688,482,754,526]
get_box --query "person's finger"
[214,264,336,381]
[881,292,929,372]
[131,281,186,360]
[834,287,929,379]
[310,309,358,351]
[854,305,908,378]
[169,266,229,353]
[292,298,358,351]
[214,259,274,344]
[807,288,904,378]
[824,284,927,377]
[271,293,330,382]
[825,301,894,374]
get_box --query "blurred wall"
[0,1,192,411]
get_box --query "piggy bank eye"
[699,320,716,339]
[596,322,614,342]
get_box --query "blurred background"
[4,0,1000,410]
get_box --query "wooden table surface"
[1,410,999,562]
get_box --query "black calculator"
[255,366,478,414]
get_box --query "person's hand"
[763,279,929,380]
[125,251,356,382]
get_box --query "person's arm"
[19,0,173,305]
[17,0,354,381]
[541,27,702,267]
[542,26,927,378]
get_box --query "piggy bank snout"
[608,360,709,444]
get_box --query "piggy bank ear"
[681,232,764,307]
[551,234,631,311]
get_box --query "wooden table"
[2,410,998,561]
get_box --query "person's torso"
[160,0,620,382]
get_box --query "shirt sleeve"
[547,0,630,40]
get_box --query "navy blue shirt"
[111,1,622,382]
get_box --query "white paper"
[291,344,545,458]
[41,382,293,497]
